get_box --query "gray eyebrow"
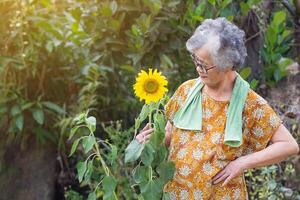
[193,54,210,66]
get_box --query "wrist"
[239,155,251,171]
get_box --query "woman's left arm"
[212,124,299,186]
[239,124,299,170]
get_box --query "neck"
[204,71,237,96]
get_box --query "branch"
[281,0,296,16]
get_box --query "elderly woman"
[135,17,299,200]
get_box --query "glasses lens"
[191,53,208,74]
[200,63,207,74]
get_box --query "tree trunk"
[240,0,275,80]
[0,136,57,200]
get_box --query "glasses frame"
[190,53,216,74]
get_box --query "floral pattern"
[163,79,283,200]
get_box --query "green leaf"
[250,79,259,90]
[46,41,54,53]
[268,179,277,190]
[281,30,291,39]
[194,1,206,16]
[149,101,157,111]
[274,69,281,82]
[266,26,277,47]
[73,112,86,123]
[69,126,79,140]
[277,57,292,69]
[160,54,173,68]
[110,1,118,14]
[84,161,94,182]
[140,180,162,200]
[35,21,63,40]
[102,176,117,199]
[141,143,155,166]
[69,138,80,157]
[120,64,136,73]
[247,0,262,6]
[21,102,34,110]
[11,105,21,117]
[240,2,250,16]
[154,112,166,133]
[124,139,145,163]
[221,0,232,9]
[34,127,56,143]
[135,117,142,130]
[133,165,149,184]
[32,108,44,125]
[82,136,96,153]
[100,5,113,17]
[157,161,175,184]
[71,7,82,21]
[15,114,24,131]
[86,116,96,132]
[71,22,79,33]
[0,56,23,68]
[273,11,286,27]
[108,144,118,165]
[143,0,162,15]
[162,192,170,200]
[76,161,87,182]
[87,192,96,200]
[42,101,65,114]
[152,146,167,166]
[239,67,251,79]
[207,0,216,6]
[139,104,150,122]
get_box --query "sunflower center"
[144,79,159,93]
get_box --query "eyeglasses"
[190,53,216,74]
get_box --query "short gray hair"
[186,17,247,71]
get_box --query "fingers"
[136,132,153,143]
[222,174,233,187]
[135,124,155,144]
[142,133,152,143]
[142,123,150,131]
[212,170,230,185]
[142,128,154,136]
[212,169,226,182]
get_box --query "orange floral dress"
[163,78,283,200]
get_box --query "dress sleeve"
[163,80,190,123]
[247,99,283,153]
[163,86,182,124]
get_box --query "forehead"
[193,47,214,64]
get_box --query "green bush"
[0,0,298,199]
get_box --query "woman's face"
[193,47,230,87]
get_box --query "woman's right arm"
[164,120,173,148]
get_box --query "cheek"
[211,71,224,81]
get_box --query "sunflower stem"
[148,110,152,128]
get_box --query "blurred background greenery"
[0,0,299,199]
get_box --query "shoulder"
[244,89,269,111]
[175,78,198,93]
[243,89,282,127]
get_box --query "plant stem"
[149,110,152,128]
[149,166,153,181]
[93,135,119,200]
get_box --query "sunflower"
[133,68,168,104]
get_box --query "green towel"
[172,72,249,147]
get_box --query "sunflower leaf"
[139,104,149,122]
[125,139,145,163]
